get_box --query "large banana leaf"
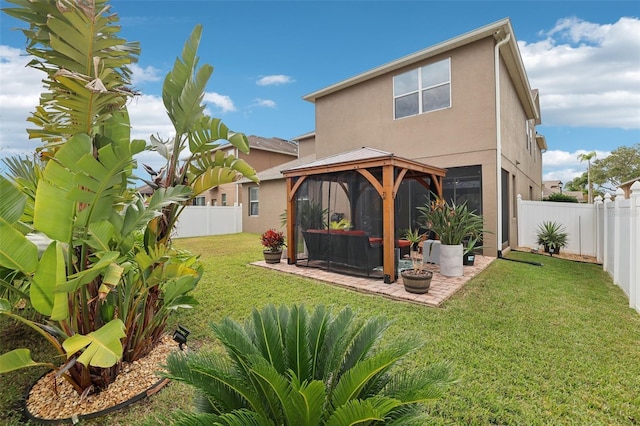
[62,318,126,368]
[33,133,90,241]
[118,186,193,238]
[30,242,67,319]
[188,117,250,155]
[4,0,139,142]
[0,175,26,224]
[190,150,258,195]
[0,176,38,274]
[34,133,144,243]
[0,348,55,374]
[163,24,210,135]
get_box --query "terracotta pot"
[263,250,283,264]
[401,270,433,294]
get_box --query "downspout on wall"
[494,30,511,258]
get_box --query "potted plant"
[0,2,258,420]
[417,198,488,277]
[536,221,568,255]
[261,229,286,263]
[400,229,433,294]
[462,235,481,266]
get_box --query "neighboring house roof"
[302,18,539,123]
[136,184,154,196]
[247,135,298,155]
[215,135,298,156]
[292,131,315,141]
[239,154,317,183]
[542,180,563,194]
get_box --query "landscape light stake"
[172,325,191,351]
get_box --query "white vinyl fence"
[172,205,243,238]
[517,196,596,256]
[517,182,640,313]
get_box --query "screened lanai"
[282,147,446,283]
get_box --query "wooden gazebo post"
[286,176,296,265]
[382,164,396,283]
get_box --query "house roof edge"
[303,18,512,102]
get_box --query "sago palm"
[163,304,456,425]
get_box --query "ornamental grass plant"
[417,198,487,246]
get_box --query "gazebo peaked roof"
[283,147,446,180]
[282,147,447,283]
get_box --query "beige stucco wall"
[498,57,544,248]
[314,39,497,160]
[297,136,316,158]
[242,180,288,235]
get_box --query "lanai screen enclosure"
[283,148,446,283]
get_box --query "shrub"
[163,304,456,425]
[544,193,578,203]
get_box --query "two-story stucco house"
[243,17,547,260]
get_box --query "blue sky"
[1,0,639,186]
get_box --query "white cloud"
[256,75,295,86]
[252,98,277,108]
[203,92,236,112]
[542,149,611,184]
[0,46,45,160]
[129,63,162,85]
[127,94,174,142]
[520,17,640,129]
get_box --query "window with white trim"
[192,196,206,206]
[249,187,259,216]
[221,193,227,206]
[525,120,534,154]
[393,58,451,119]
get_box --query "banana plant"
[0,0,257,394]
[144,24,258,245]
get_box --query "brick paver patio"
[252,255,495,307]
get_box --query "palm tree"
[577,151,597,203]
[163,304,456,425]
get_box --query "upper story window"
[525,120,534,154]
[393,58,451,119]
[221,193,227,206]
[249,187,259,216]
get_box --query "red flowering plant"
[260,229,286,253]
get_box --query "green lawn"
[1,233,639,425]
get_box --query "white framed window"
[192,196,206,206]
[221,193,227,206]
[525,120,534,154]
[394,58,451,119]
[249,187,259,216]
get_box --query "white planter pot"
[439,244,463,277]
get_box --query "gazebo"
[282,147,446,283]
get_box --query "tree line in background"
[564,144,640,198]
